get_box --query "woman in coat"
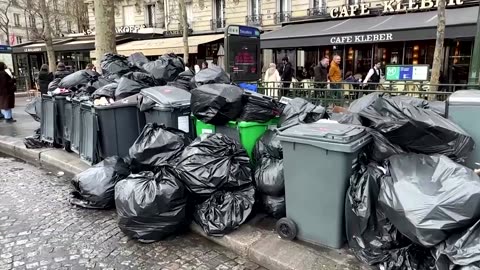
[37,64,53,95]
[0,62,16,123]
[53,62,72,80]
[264,63,281,98]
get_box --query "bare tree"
[38,0,56,71]
[0,0,13,45]
[94,0,116,69]
[430,0,446,93]
[179,0,189,64]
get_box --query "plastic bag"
[176,133,253,196]
[143,53,185,84]
[435,220,480,270]
[58,70,98,89]
[261,194,286,219]
[359,97,474,162]
[91,76,116,89]
[128,52,149,68]
[129,123,191,172]
[167,69,195,91]
[190,83,244,125]
[367,129,405,163]
[48,78,62,92]
[115,169,188,243]
[390,95,429,108]
[253,130,284,196]
[348,92,384,113]
[24,128,50,149]
[379,153,480,247]
[279,98,326,128]
[100,53,136,77]
[92,83,118,99]
[190,66,230,88]
[238,91,281,122]
[345,156,435,269]
[115,72,159,100]
[427,101,446,117]
[25,97,42,122]
[194,185,255,236]
[70,156,130,209]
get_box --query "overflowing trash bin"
[79,102,98,165]
[276,122,371,249]
[70,98,82,154]
[40,95,55,144]
[96,94,146,159]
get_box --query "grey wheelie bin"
[63,97,73,152]
[41,95,55,143]
[54,95,68,146]
[276,122,371,249]
[139,86,194,138]
[70,98,82,154]
[96,94,146,159]
[79,102,98,165]
[447,90,480,169]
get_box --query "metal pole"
[468,3,480,88]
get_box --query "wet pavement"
[0,97,38,138]
[0,157,266,270]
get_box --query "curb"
[0,135,366,270]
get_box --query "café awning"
[261,6,479,49]
[116,34,224,56]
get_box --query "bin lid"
[278,122,370,153]
[448,90,480,106]
[95,94,139,110]
[141,86,191,108]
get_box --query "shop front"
[261,5,479,84]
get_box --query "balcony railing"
[211,18,226,30]
[246,15,262,27]
[274,11,291,24]
[307,7,327,17]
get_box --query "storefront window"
[448,40,473,84]
[405,41,435,65]
[296,48,319,80]
[344,45,372,78]
[274,49,296,78]
[375,43,403,66]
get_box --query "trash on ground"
[253,130,284,196]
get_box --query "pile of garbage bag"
[24,128,51,149]
[279,97,326,128]
[142,53,185,84]
[253,130,286,219]
[101,53,139,78]
[190,66,230,88]
[70,156,130,209]
[177,134,255,236]
[238,91,281,122]
[167,69,195,91]
[115,71,160,100]
[128,52,149,68]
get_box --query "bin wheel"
[64,141,72,153]
[276,218,297,241]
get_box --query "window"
[13,14,21,27]
[16,36,22,44]
[278,0,290,13]
[214,0,225,21]
[29,16,36,28]
[145,4,156,27]
[346,0,361,5]
[67,21,72,33]
[123,5,136,26]
[250,0,260,16]
[312,0,324,9]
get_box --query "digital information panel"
[224,25,261,82]
[385,65,429,81]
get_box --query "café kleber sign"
[330,0,463,18]
[330,33,393,44]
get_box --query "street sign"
[0,45,12,52]
[386,65,429,81]
[226,25,260,38]
[224,25,261,82]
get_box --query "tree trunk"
[39,0,56,72]
[5,28,10,46]
[429,0,446,94]
[94,0,116,71]
[179,0,189,64]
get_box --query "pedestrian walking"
[281,56,294,96]
[264,63,281,98]
[36,64,53,95]
[53,62,72,80]
[0,62,17,123]
[328,55,343,100]
[363,62,383,90]
[314,57,329,88]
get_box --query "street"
[0,157,265,270]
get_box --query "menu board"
[386,65,429,81]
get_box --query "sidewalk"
[0,97,366,270]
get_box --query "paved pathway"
[0,157,265,270]
[0,97,38,139]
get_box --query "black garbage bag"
[238,91,281,122]
[115,168,188,243]
[367,129,406,163]
[345,156,435,269]
[167,69,195,91]
[390,95,429,108]
[92,83,118,99]
[128,52,149,68]
[194,185,255,236]
[25,97,42,122]
[338,112,363,126]
[279,98,326,128]
[349,92,384,113]
[129,123,191,172]
[176,133,253,196]
[190,66,230,88]
[70,156,130,209]
[91,76,116,89]
[253,130,284,196]
[24,128,50,149]
[427,101,446,117]
[58,70,98,90]
[379,153,480,247]
[115,72,159,100]
[190,84,244,125]
[359,96,475,162]
[261,194,286,219]
[48,78,62,92]
[143,53,185,84]
[435,219,480,270]
[101,53,136,77]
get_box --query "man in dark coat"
[0,62,16,123]
[281,57,294,96]
[53,62,72,80]
[314,57,329,89]
[37,64,53,95]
